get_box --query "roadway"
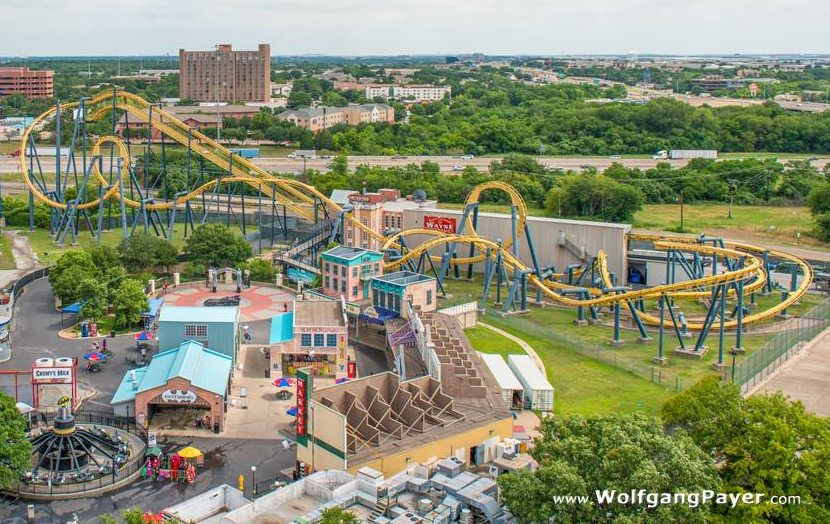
[3,154,829,178]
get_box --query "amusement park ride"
[18,91,812,368]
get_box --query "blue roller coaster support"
[716,278,727,367]
[627,300,651,342]
[762,251,773,294]
[694,284,725,353]
[734,278,745,352]
[656,292,667,363]
[611,302,623,345]
[465,204,479,279]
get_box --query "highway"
[3,154,828,178]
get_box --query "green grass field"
[445,276,822,416]
[633,203,819,249]
[0,235,16,270]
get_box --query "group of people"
[141,451,197,484]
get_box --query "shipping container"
[669,149,718,160]
[229,148,260,158]
[479,353,525,410]
[507,355,554,412]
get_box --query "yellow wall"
[347,417,513,477]
[297,401,348,471]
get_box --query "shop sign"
[296,378,307,436]
[32,367,73,384]
[161,389,198,404]
[423,215,457,234]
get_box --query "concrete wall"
[296,401,349,472]
[348,416,513,478]
[402,209,630,282]
[164,484,248,523]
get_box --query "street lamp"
[251,465,257,498]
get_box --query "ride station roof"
[159,305,239,324]
[110,340,232,405]
[269,312,294,344]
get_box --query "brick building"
[179,44,271,103]
[0,67,54,99]
[277,103,394,133]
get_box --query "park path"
[752,326,830,418]
[479,321,546,374]
[0,230,39,289]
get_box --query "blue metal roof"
[142,298,164,318]
[109,340,232,405]
[159,305,238,324]
[269,312,294,344]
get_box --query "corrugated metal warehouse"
[402,208,630,282]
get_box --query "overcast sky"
[0,0,827,56]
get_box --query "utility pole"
[679,190,685,231]
[728,179,735,219]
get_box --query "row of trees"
[500,378,830,523]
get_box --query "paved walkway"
[479,322,546,374]
[754,327,830,417]
[0,229,39,288]
[161,282,294,322]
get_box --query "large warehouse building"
[400,208,631,282]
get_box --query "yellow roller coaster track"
[19,91,812,330]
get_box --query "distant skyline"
[0,0,827,56]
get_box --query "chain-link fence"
[730,296,830,394]
[481,307,687,392]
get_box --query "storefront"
[110,340,232,433]
[269,300,351,379]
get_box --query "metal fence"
[730,296,830,394]
[482,307,687,392]
[8,410,147,498]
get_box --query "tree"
[806,182,830,240]
[0,392,31,488]
[662,378,830,524]
[112,279,148,329]
[548,174,643,222]
[245,258,276,283]
[499,412,719,524]
[118,235,157,272]
[185,223,253,267]
[319,507,360,524]
[85,244,120,270]
[78,278,108,320]
[287,90,312,109]
[49,251,97,304]
[118,235,178,273]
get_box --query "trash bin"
[110,330,116,338]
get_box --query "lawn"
[0,234,16,270]
[633,203,821,250]
[465,325,524,360]
[444,275,821,416]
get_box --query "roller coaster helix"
[19,91,812,365]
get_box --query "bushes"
[546,174,643,222]
[117,235,179,273]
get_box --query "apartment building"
[179,44,271,103]
[0,67,54,99]
[277,104,394,133]
[334,81,450,102]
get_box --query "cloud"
[0,0,827,55]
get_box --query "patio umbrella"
[145,446,162,457]
[178,446,202,459]
[15,402,34,414]
[274,377,292,388]
[335,378,349,384]
[286,406,298,416]
[135,331,154,341]
[84,351,107,362]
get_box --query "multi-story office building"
[179,44,271,103]
[364,84,451,102]
[0,67,54,99]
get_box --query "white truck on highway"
[653,149,718,160]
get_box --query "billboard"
[423,215,457,234]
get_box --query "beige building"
[277,104,394,133]
[179,44,271,103]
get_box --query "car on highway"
[609,155,621,160]
[391,154,408,159]
[287,152,296,159]
[325,162,335,168]
[452,164,465,171]
[461,154,475,160]
[319,155,332,159]
[580,164,592,169]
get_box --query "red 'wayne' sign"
[296,378,307,436]
[423,215,457,234]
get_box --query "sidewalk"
[478,322,546,375]
[0,229,39,289]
